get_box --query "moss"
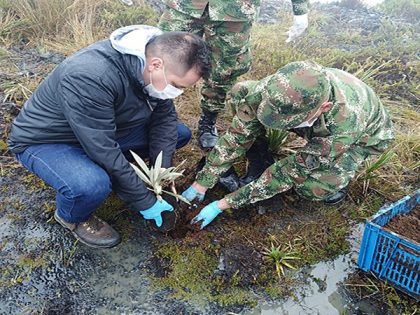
[213,289,257,307]
[95,193,133,240]
[152,243,217,303]
[0,253,48,288]
[0,140,7,151]
[151,200,353,307]
[22,173,48,191]
[17,254,47,270]
[152,242,258,307]
[264,281,292,299]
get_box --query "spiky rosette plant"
[129,150,190,205]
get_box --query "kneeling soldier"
[182,60,394,229]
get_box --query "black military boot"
[196,156,240,193]
[324,186,348,205]
[218,167,240,193]
[239,136,275,187]
[198,109,218,150]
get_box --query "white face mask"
[144,66,183,99]
[294,107,321,128]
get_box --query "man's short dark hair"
[146,32,212,80]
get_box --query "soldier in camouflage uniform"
[158,0,310,150]
[181,60,394,229]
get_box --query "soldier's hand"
[191,201,222,229]
[181,182,207,203]
[285,13,309,43]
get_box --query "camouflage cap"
[229,80,262,122]
[256,61,331,130]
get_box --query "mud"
[220,243,263,287]
[147,194,181,233]
[384,206,420,243]
[149,200,209,238]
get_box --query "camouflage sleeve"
[291,0,309,15]
[195,114,265,188]
[224,132,361,208]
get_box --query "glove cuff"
[211,201,223,214]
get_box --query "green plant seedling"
[130,150,190,205]
[262,242,301,279]
[266,128,288,154]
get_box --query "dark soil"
[146,162,210,237]
[167,200,209,238]
[384,206,420,244]
[220,243,263,287]
[147,194,181,233]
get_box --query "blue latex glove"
[182,185,205,202]
[191,201,222,229]
[139,199,173,227]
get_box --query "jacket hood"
[110,25,162,70]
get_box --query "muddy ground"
[1,0,419,314]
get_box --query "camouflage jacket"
[164,0,309,22]
[196,64,394,207]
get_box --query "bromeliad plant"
[129,150,190,205]
[262,242,301,279]
[266,128,288,154]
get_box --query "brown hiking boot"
[54,211,121,248]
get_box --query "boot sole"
[324,196,346,205]
[54,212,121,249]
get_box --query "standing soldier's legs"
[158,6,204,36]
[198,19,253,149]
[159,7,254,150]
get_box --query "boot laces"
[82,216,104,233]
[199,115,217,134]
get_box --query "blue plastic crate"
[357,189,420,299]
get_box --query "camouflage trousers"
[225,146,372,208]
[158,6,253,114]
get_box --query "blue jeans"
[16,123,191,223]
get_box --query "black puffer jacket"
[8,39,178,211]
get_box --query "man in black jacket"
[8,25,211,248]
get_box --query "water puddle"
[245,224,379,315]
